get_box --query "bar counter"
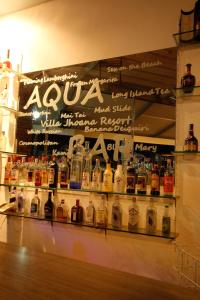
[0,242,199,300]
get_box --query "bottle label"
[31,203,38,213]
[28,170,34,182]
[72,210,77,222]
[128,207,139,227]
[92,173,101,189]
[112,206,121,228]
[42,171,48,185]
[114,175,124,192]
[126,175,136,190]
[96,210,106,226]
[162,216,171,234]
[163,176,174,193]
[44,206,53,219]
[151,174,159,190]
[146,209,156,232]
[82,172,90,189]
[35,171,42,186]
[86,206,94,224]
[48,169,55,184]
[60,171,67,184]
[136,175,146,191]
[103,173,112,191]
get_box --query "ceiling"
[0,0,51,17]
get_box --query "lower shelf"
[0,211,178,240]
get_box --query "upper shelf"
[173,30,200,47]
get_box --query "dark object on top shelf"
[181,63,196,93]
[194,0,200,40]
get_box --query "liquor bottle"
[111,196,122,229]
[59,156,69,188]
[71,199,83,224]
[96,195,107,227]
[126,159,137,194]
[184,123,198,151]
[34,157,42,187]
[81,141,92,189]
[10,156,19,185]
[136,161,147,195]
[128,197,139,230]
[27,156,34,186]
[56,199,67,221]
[70,139,84,189]
[0,85,8,106]
[9,186,17,203]
[150,164,160,196]
[30,189,40,217]
[102,159,113,192]
[163,159,174,196]
[86,199,95,225]
[18,157,27,185]
[194,0,200,40]
[0,131,6,151]
[159,161,165,196]
[3,49,12,69]
[48,156,58,189]
[113,160,125,193]
[41,156,49,187]
[181,63,195,93]
[17,188,26,214]
[162,205,171,235]
[44,192,54,220]
[4,156,12,185]
[146,198,157,233]
[91,158,102,190]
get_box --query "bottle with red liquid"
[3,49,12,70]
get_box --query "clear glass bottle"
[18,157,28,185]
[113,160,125,193]
[82,155,91,190]
[102,159,113,192]
[86,199,95,225]
[96,195,107,227]
[111,196,122,229]
[70,139,84,189]
[17,188,26,214]
[0,131,6,151]
[146,198,157,233]
[30,188,40,217]
[184,123,198,152]
[10,155,19,185]
[71,199,83,224]
[150,164,160,196]
[44,191,54,220]
[59,156,70,188]
[91,158,102,191]
[181,63,195,93]
[162,205,171,235]
[128,197,139,230]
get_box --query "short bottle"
[128,197,139,230]
[181,63,195,93]
[71,199,83,224]
[111,196,122,229]
[162,205,171,235]
[163,159,174,196]
[113,160,125,193]
[56,199,67,221]
[96,195,107,227]
[184,123,198,152]
[30,188,40,217]
[44,191,54,220]
[102,159,113,192]
[146,198,157,233]
[86,200,95,225]
[91,158,102,190]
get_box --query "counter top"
[0,242,199,300]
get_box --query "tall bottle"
[59,156,70,188]
[128,197,139,230]
[30,188,40,217]
[113,160,125,193]
[126,159,137,194]
[150,164,160,196]
[163,159,174,196]
[146,198,157,233]
[91,158,102,191]
[181,63,195,93]
[71,199,83,224]
[70,139,84,189]
[44,191,54,220]
[82,142,92,190]
[48,156,58,189]
[102,159,113,192]
[111,196,122,229]
[184,123,198,152]
[136,161,147,195]
[86,199,95,225]
[96,195,107,227]
[162,205,171,235]
[17,188,26,214]
[4,156,12,185]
